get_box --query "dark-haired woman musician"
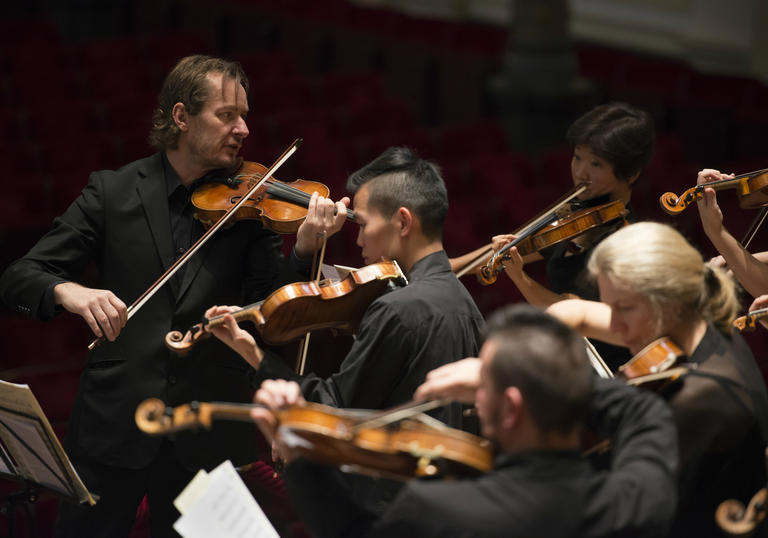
[458,102,655,369]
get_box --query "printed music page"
[173,460,279,538]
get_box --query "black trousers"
[54,440,196,538]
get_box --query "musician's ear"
[501,386,524,428]
[173,102,189,131]
[395,207,413,237]
[626,170,641,187]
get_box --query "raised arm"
[545,298,623,347]
[696,168,768,297]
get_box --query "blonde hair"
[587,222,739,336]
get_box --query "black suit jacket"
[0,153,299,470]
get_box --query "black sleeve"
[586,378,679,537]
[298,299,414,408]
[0,172,105,320]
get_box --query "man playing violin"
[208,146,485,532]
[543,222,768,537]
[696,168,768,297]
[247,304,679,537]
[0,55,348,537]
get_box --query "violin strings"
[235,174,355,219]
[349,398,452,433]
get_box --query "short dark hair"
[346,147,448,241]
[566,102,654,182]
[485,304,594,434]
[149,55,249,151]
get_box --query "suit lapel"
[175,224,215,304]
[136,153,217,304]
[136,155,177,293]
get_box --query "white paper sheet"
[173,460,279,538]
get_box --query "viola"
[193,160,356,233]
[478,199,628,285]
[734,308,768,332]
[660,167,768,215]
[165,260,406,354]
[617,337,690,388]
[135,398,493,481]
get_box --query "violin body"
[258,261,405,344]
[166,260,406,353]
[660,169,768,215]
[135,398,493,481]
[192,161,353,233]
[525,199,627,255]
[617,337,689,389]
[275,403,493,481]
[478,200,627,285]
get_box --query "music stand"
[0,379,96,537]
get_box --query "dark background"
[1,1,767,535]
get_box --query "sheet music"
[173,460,279,538]
[0,380,96,505]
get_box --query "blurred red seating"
[436,121,507,161]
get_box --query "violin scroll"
[733,315,757,333]
[716,488,768,536]
[135,398,177,435]
[733,308,768,332]
[478,257,502,285]
[165,323,211,355]
[659,188,700,215]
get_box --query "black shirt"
[263,250,485,427]
[662,325,768,537]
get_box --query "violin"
[166,260,406,354]
[582,337,688,456]
[193,160,356,233]
[660,167,768,215]
[135,398,493,481]
[478,199,628,285]
[734,308,768,332]
[617,337,690,388]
